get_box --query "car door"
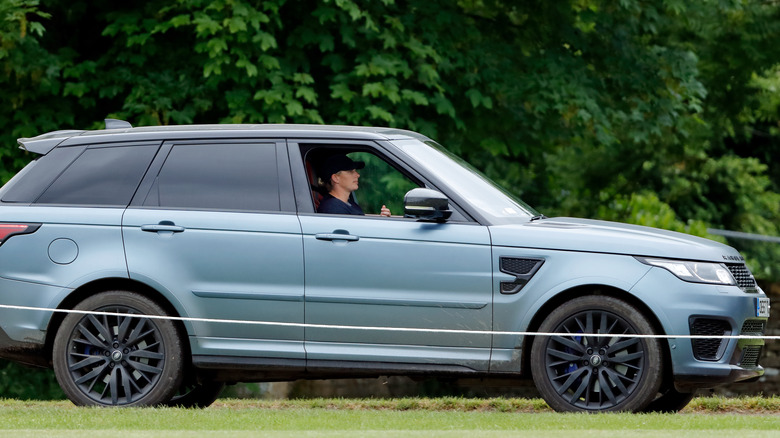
[122,140,305,361]
[292,142,493,371]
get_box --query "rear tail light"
[0,223,41,245]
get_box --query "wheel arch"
[521,284,672,379]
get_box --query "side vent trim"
[499,257,545,295]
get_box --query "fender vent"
[499,257,544,295]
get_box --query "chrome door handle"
[141,223,185,233]
[315,233,359,242]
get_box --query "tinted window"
[144,143,280,211]
[0,146,85,203]
[36,145,158,206]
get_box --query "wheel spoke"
[128,349,165,361]
[599,313,608,335]
[554,366,588,394]
[127,359,164,377]
[116,313,136,342]
[603,366,633,394]
[606,318,619,334]
[122,368,134,404]
[569,372,591,401]
[609,351,644,364]
[584,312,598,346]
[109,367,120,405]
[547,348,582,362]
[68,355,105,372]
[551,335,586,353]
[76,322,108,349]
[87,314,113,345]
[572,313,590,344]
[126,319,155,346]
[597,370,617,405]
[74,362,109,385]
[609,337,640,352]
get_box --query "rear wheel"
[52,291,184,407]
[530,295,663,412]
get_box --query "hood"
[489,217,743,263]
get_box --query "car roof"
[18,123,431,155]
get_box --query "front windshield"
[392,139,538,222]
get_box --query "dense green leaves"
[0,0,779,278]
[0,360,63,400]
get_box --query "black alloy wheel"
[53,291,184,407]
[530,295,663,412]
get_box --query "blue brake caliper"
[564,334,583,374]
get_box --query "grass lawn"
[1,397,779,437]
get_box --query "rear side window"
[0,146,85,203]
[36,144,158,206]
[143,143,280,212]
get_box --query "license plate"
[756,297,771,318]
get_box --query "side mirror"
[403,188,453,222]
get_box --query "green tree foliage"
[0,0,778,278]
[0,359,63,400]
[1,0,780,401]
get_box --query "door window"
[304,147,419,216]
[144,143,280,212]
[347,152,418,216]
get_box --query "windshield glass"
[392,139,538,222]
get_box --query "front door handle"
[315,233,359,242]
[141,222,185,233]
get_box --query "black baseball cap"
[320,154,365,180]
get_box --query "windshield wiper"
[529,214,547,222]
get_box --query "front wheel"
[52,291,184,407]
[530,295,663,412]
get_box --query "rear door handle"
[141,223,185,233]
[315,233,359,242]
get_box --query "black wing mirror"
[403,188,452,222]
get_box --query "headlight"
[635,257,736,285]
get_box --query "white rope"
[1,303,776,340]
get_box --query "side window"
[346,152,418,216]
[36,145,158,206]
[304,147,419,216]
[0,146,85,203]
[144,143,280,212]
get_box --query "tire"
[641,387,695,413]
[530,295,663,412]
[166,378,225,408]
[52,291,184,407]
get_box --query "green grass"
[1,397,780,438]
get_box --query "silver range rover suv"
[0,120,770,412]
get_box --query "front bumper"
[674,366,763,392]
[630,268,768,389]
